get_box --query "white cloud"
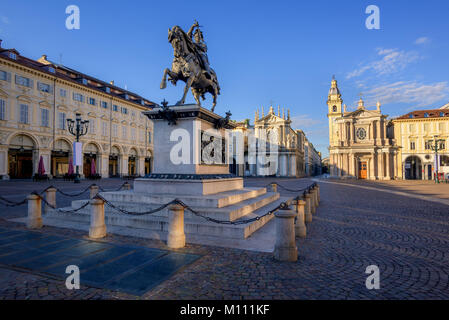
[346,48,420,79]
[364,81,449,108]
[414,37,430,45]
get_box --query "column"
[100,154,109,178]
[385,153,391,179]
[349,153,354,177]
[121,154,129,177]
[0,146,8,178]
[393,152,398,180]
[138,156,145,176]
[369,154,375,180]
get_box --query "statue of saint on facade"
[160,21,221,112]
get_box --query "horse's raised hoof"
[175,100,184,106]
[160,81,166,89]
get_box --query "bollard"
[270,183,277,193]
[294,199,307,238]
[90,185,99,199]
[167,203,186,249]
[123,182,131,190]
[44,187,56,214]
[303,193,312,223]
[273,205,298,262]
[316,185,320,203]
[89,198,106,239]
[309,188,316,214]
[27,194,42,229]
[313,185,319,209]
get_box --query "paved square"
[0,227,200,296]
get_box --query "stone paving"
[1,177,449,299]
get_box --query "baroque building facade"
[393,105,449,180]
[231,105,321,177]
[327,77,398,180]
[0,40,155,179]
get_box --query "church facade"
[327,77,398,180]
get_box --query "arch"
[129,147,138,156]
[404,155,422,180]
[53,138,72,152]
[83,141,102,154]
[7,132,39,149]
[111,145,122,155]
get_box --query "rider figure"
[187,21,212,74]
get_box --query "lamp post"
[431,135,445,183]
[67,113,89,183]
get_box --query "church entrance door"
[358,161,367,179]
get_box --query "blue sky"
[1,0,448,157]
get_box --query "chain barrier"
[265,181,316,193]
[31,192,91,214]
[0,196,28,207]
[1,180,316,226]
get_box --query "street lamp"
[67,113,89,183]
[431,135,445,183]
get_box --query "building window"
[90,119,96,134]
[424,113,429,118]
[58,112,66,129]
[41,108,49,127]
[332,105,337,112]
[19,104,29,124]
[122,126,127,139]
[88,97,96,106]
[148,131,151,143]
[425,140,433,150]
[410,141,415,150]
[131,128,136,140]
[37,82,52,93]
[9,52,17,60]
[121,107,128,115]
[112,124,118,137]
[113,105,118,112]
[15,75,32,87]
[73,92,84,102]
[439,141,446,150]
[60,88,67,97]
[0,70,10,82]
[0,99,5,120]
[102,122,108,136]
[101,101,108,109]
[440,112,445,117]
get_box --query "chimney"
[110,80,114,85]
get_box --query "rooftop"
[395,108,449,120]
[0,39,157,108]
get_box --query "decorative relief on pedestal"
[200,130,226,165]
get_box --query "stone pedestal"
[167,203,186,248]
[89,198,106,239]
[304,194,312,223]
[273,208,298,262]
[45,187,56,214]
[137,104,240,196]
[294,199,307,238]
[90,185,99,199]
[27,194,42,229]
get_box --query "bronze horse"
[160,26,220,112]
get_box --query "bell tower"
[327,76,343,147]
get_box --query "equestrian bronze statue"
[160,21,221,112]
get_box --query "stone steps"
[92,187,267,208]
[44,193,288,240]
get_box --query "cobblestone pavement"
[1,177,449,299]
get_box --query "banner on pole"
[73,142,82,166]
